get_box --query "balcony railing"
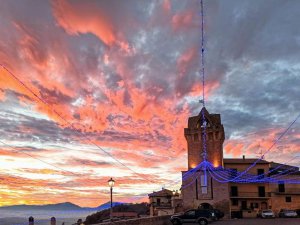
[230,192,271,198]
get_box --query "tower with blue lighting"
[182,107,230,214]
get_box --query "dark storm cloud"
[193,1,300,148]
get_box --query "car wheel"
[172,219,181,225]
[198,219,208,225]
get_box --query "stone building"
[181,107,300,218]
[148,188,173,216]
[148,188,183,216]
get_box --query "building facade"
[181,107,300,218]
[148,189,183,216]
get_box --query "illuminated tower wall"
[184,107,225,169]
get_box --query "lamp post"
[108,177,115,221]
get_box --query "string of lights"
[212,156,300,182]
[230,112,300,182]
[206,161,300,184]
[180,108,300,185]
[200,0,208,166]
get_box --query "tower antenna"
[200,0,207,162]
[200,0,208,187]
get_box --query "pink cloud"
[172,10,198,31]
[162,0,171,13]
[52,0,130,53]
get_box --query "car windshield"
[262,210,272,213]
[286,210,295,213]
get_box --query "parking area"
[171,218,300,225]
[213,218,300,225]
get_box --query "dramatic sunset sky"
[1,0,300,207]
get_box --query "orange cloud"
[0,66,41,102]
[52,0,127,49]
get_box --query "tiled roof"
[224,158,269,164]
[148,188,173,197]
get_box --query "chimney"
[243,155,245,160]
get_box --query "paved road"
[214,218,300,225]
[172,218,300,225]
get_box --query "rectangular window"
[241,201,247,210]
[157,198,161,206]
[258,186,265,197]
[208,133,213,141]
[200,175,207,187]
[232,199,238,206]
[278,182,285,193]
[257,169,265,179]
[194,133,199,142]
[250,203,259,209]
[231,186,238,197]
[286,196,292,202]
[215,132,219,140]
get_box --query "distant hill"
[84,202,149,225]
[88,202,124,211]
[0,201,124,211]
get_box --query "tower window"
[194,133,199,142]
[215,132,219,140]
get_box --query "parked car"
[170,209,215,225]
[212,209,224,220]
[295,209,300,217]
[257,210,275,218]
[278,209,297,218]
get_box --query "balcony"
[230,192,271,198]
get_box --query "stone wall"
[271,195,300,214]
[92,215,171,225]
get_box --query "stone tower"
[181,107,229,213]
[184,107,225,169]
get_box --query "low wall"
[93,215,171,225]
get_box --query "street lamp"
[108,177,115,221]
